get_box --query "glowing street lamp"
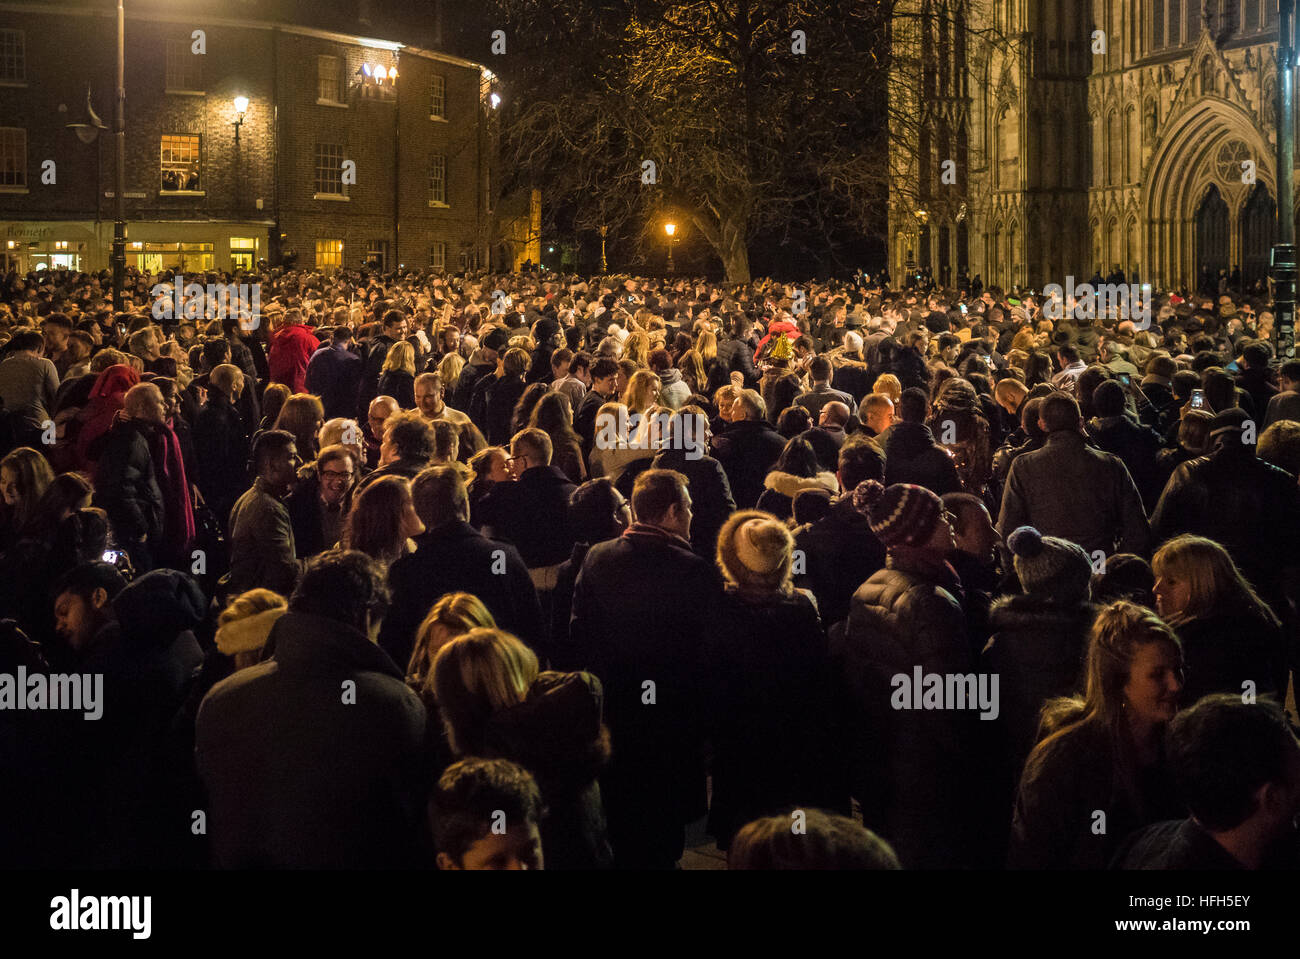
[232,95,248,145]
[664,221,677,274]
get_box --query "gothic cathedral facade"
[889,0,1285,292]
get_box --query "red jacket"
[268,324,321,394]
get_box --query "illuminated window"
[316,239,343,273]
[366,239,388,270]
[0,127,25,188]
[430,241,446,271]
[231,236,258,271]
[430,74,446,118]
[428,154,447,206]
[0,29,23,83]
[165,38,202,92]
[160,134,201,191]
[315,142,346,195]
[318,55,344,104]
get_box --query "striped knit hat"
[853,480,943,549]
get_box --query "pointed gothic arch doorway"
[1240,184,1275,290]
[1196,184,1229,293]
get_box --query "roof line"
[0,2,488,72]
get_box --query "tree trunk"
[720,213,751,283]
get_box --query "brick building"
[0,0,526,275]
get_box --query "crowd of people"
[1,261,1299,870]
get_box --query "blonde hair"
[382,340,416,377]
[407,592,497,690]
[216,588,287,668]
[1152,535,1277,628]
[622,370,661,415]
[872,373,902,403]
[624,330,651,368]
[438,351,465,394]
[431,627,538,756]
[696,330,718,365]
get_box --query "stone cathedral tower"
[890,0,1286,292]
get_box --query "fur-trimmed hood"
[763,470,839,497]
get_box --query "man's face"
[507,444,533,479]
[369,405,395,439]
[952,503,998,563]
[265,442,300,487]
[615,369,631,395]
[318,455,355,506]
[864,401,893,435]
[135,387,168,424]
[415,381,444,417]
[442,823,544,871]
[386,318,408,339]
[43,324,69,352]
[574,365,592,387]
[54,589,104,650]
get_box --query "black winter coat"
[1086,414,1165,511]
[484,670,613,870]
[1151,442,1300,606]
[568,526,724,867]
[1174,609,1287,708]
[196,611,428,868]
[477,465,576,569]
[831,550,980,868]
[651,448,736,559]
[705,589,848,848]
[380,520,545,671]
[93,416,164,545]
[883,422,962,495]
[712,418,787,509]
[794,497,888,630]
[982,595,1097,789]
[193,392,251,522]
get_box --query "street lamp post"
[665,221,676,274]
[111,0,126,312]
[1275,0,1297,362]
[599,224,608,273]
[232,96,248,217]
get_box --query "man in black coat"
[304,324,363,420]
[711,389,786,509]
[794,439,888,631]
[381,465,544,670]
[569,469,724,868]
[193,363,251,526]
[651,409,735,559]
[575,357,620,460]
[356,309,407,418]
[1151,408,1300,610]
[1085,380,1165,511]
[883,388,962,495]
[477,428,576,578]
[452,326,509,413]
[92,383,168,573]
[196,551,428,868]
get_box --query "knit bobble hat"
[853,480,943,549]
[1007,526,1093,604]
[718,513,793,591]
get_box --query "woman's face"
[1153,569,1191,621]
[486,450,511,484]
[1123,641,1183,728]
[0,467,19,507]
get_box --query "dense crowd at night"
[1,263,1299,870]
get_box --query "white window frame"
[430,74,447,120]
[430,241,446,271]
[165,38,203,94]
[0,126,26,192]
[428,154,447,207]
[317,54,346,106]
[0,29,25,85]
[160,133,203,194]
[314,142,348,199]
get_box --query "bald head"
[819,401,850,428]
[124,382,166,423]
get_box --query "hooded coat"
[755,469,839,521]
[72,364,140,472]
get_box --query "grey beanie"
[1007,526,1092,603]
